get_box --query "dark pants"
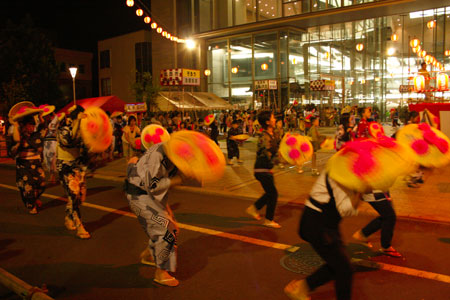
[253,172,278,220]
[300,207,353,300]
[227,141,240,159]
[361,200,396,249]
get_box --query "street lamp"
[69,67,77,106]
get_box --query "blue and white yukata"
[125,143,178,272]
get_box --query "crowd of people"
[6,100,433,298]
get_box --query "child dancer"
[245,111,281,228]
[226,120,242,165]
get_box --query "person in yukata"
[125,142,186,287]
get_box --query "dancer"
[274,117,287,169]
[124,143,184,287]
[43,110,60,183]
[356,107,372,139]
[56,105,90,239]
[226,120,242,165]
[307,117,325,176]
[245,111,281,228]
[11,108,46,214]
[284,172,361,300]
[122,115,141,161]
[352,191,402,257]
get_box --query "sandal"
[380,246,402,258]
[153,277,179,287]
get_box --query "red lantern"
[445,50,450,56]
[261,63,268,71]
[356,43,364,52]
[412,45,421,53]
[414,75,425,92]
[419,50,427,58]
[126,0,134,7]
[151,22,158,29]
[391,34,398,42]
[136,9,143,16]
[144,16,151,23]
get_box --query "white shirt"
[306,173,358,218]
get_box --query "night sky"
[0,0,148,52]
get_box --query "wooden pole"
[0,268,54,300]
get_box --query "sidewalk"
[2,126,450,224]
[90,127,450,225]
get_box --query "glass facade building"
[191,1,450,115]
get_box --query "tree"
[0,15,62,116]
[130,71,160,113]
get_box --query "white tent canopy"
[154,92,232,111]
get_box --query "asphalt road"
[0,165,449,300]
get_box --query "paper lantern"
[425,55,432,64]
[427,20,436,29]
[157,27,162,33]
[419,50,427,58]
[144,16,151,23]
[166,33,171,39]
[391,34,398,41]
[356,43,364,52]
[324,51,330,59]
[126,0,134,7]
[437,73,449,91]
[162,31,167,37]
[445,50,450,56]
[414,75,425,92]
[136,9,143,16]
[412,45,421,53]
[261,63,268,71]
[231,67,239,74]
[173,37,178,42]
[410,38,420,48]
[151,22,157,29]
[204,69,211,76]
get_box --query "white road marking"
[1,183,449,284]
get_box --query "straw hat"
[326,137,415,193]
[12,106,44,122]
[396,123,450,168]
[37,104,55,117]
[111,111,123,119]
[141,124,170,150]
[368,121,385,139]
[164,130,225,183]
[80,107,113,153]
[56,112,66,122]
[8,101,35,122]
[279,133,313,166]
[204,114,215,126]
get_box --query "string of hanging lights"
[409,37,449,93]
[125,0,186,44]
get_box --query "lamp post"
[69,67,78,106]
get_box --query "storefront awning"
[154,92,232,111]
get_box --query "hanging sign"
[310,80,335,91]
[182,69,201,86]
[125,102,147,113]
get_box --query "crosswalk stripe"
[1,183,449,284]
